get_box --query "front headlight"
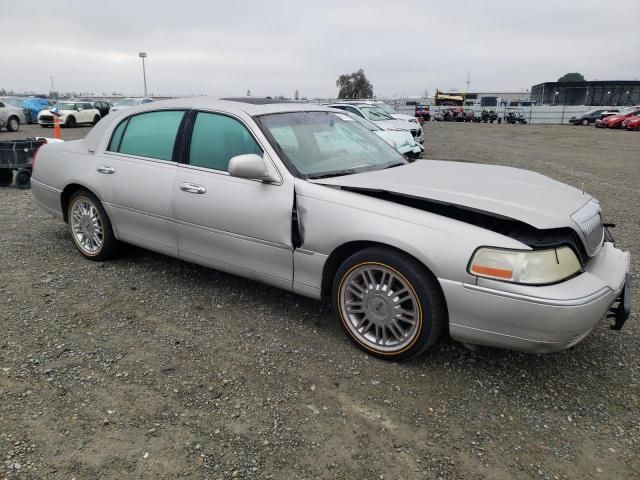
[468,246,582,285]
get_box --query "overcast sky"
[1,0,638,98]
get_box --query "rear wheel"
[7,116,20,132]
[92,115,100,125]
[333,247,446,361]
[67,189,118,260]
[14,169,31,189]
[0,170,12,187]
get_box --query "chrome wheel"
[70,198,104,255]
[339,263,421,353]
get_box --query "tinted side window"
[189,112,262,171]
[108,118,129,152]
[115,111,185,161]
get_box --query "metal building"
[531,80,640,106]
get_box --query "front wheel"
[67,189,118,260]
[0,170,12,187]
[333,247,446,361]
[582,119,589,126]
[66,116,76,128]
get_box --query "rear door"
[172,110,294,289]
[97,109,187,255]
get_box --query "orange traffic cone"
[53,116,62,139]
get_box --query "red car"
[622,116,640,131]
[597,108,640,128]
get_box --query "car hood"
[310,160,592,230]
[375,119,420,131]
[374,130,416,148]
[390,113,417,122]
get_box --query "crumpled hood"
[311,160,592,230]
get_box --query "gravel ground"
[1,123,638,479]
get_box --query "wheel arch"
[320,240,444,302]
[61,183,100,222]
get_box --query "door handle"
[97,165,115,174]
[179,182,206,194]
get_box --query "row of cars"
[569,107,640,130]
[324,101,424,159]
[0,97,154,132]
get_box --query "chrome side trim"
[449,323,558,345]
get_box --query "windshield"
[257,111,406,178]
[359,106,394,121]
[54,102,76,110]
[376,104,397,115]
[115,98,137,106]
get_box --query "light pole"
[553,91,559,106]
[139,52,148,97]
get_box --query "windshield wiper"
[308,169,359,179]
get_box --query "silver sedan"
[30,98,632,360]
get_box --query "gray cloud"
[1,0,638,98]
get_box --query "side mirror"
[228,154,278,182]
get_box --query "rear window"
[107,110,185,161]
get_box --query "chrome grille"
[571,200,604,256]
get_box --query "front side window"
[188,112,262,171]
[257,111,405,178]
[108,110,185,161]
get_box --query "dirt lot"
[1,123,638,479]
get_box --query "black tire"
[0,170,12,187]
[6,116,20,132]
[67,189,118,261]
[92,115,100,125]
[14,169,31,189]
[332,247,447,361]
[66,116,76,128]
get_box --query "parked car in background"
[414,104,430,121]
[0,97,52,123]
[38,101,101,128]
[622,115,640,131]
[328,103,424,144]
[596,108,640,129]
[109,97,154,113]
[31,98,631,360]
[340,110,423,159]
[351,100,420,124]
[0,100,27,131]
[75,99,112,118]
[569,109,619,126]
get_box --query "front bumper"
[441,242,631,352]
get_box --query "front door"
[173,111,294,290]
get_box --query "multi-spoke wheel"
[67,189,117,260]
[333,247,446,361]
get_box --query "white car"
[0,99,27,132]
[339,110,423,159]
[354,100,419,124]
[328,103,424,144]
[38,101,101,128]
[109,97,154,113]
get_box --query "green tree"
[558,72,586,82]
[336,69,373,99]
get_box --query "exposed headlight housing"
[468,246,582,285]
